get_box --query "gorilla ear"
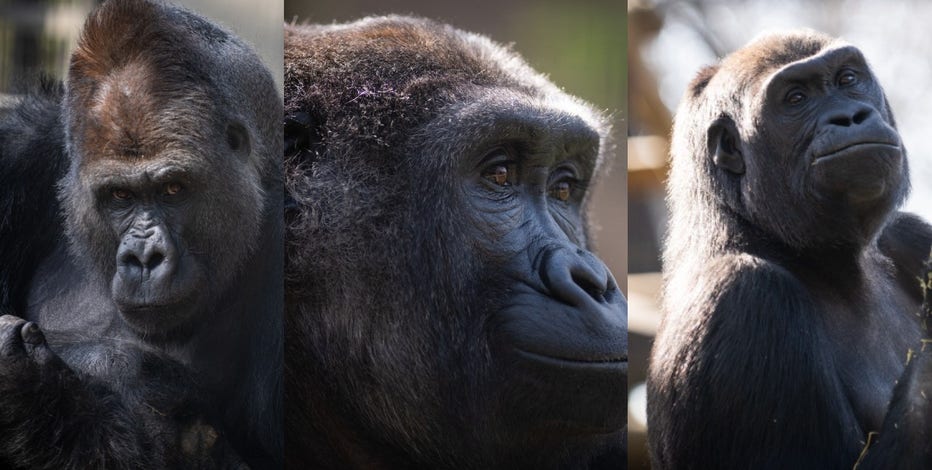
[285,111,322,160]
[708,119,745,175]
[226,122,251,159]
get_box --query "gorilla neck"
[734,199,892,258]
[171,190,283,462]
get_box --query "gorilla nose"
[116,228,176,282]
[540,247,620,307]
[824,103,872,127]
[120,248,165,273]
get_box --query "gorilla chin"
[810,144,904,204]
[506,350,627,432]
[498,346,628,433]
[111,264,208,334]
[493,294,627,432]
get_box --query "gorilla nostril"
[572,272,607,301]
[853,109,870,125]
[146,253,165,271]
[828,115,852,127]
[122,253,143,270]
[541,248,613,306]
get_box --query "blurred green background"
[285,0,629,290]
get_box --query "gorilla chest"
[818,287,920,432]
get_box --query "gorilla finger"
[20,322,45,346]
[0,314,24,326]
[0,316,27,357]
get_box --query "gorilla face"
[757,45,904,205]
[702,35,909,248]
[284,18,627,466]
[446,97,628,432]
[60,75,264,336]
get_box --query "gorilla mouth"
[116,296,200,331]
[120,301,183,313]
[515,347,628,369]
[813,141,900,162]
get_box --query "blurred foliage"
[286,0,626,149]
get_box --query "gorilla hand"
[0,315,69,405]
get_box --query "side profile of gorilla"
[0,0,282,467]
[284,16,627,469]
[648,31,932,468]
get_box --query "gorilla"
[648,31,932,468]
[0,1,282,467]
[283,16,627,469]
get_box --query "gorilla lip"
[514,347,628,368]
[117,298,191,317]
[812,141,900,163]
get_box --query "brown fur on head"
[66,0,216,167]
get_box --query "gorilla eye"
[550,181,572,202]
[480,149,518,187]
[785,90,807,105]
[485,165,511,186]
[164,182,183,196]
[112,188,133,201]
[837,70,858,87]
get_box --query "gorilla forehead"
[70,0,229,98]
[696,30,840,101]
[68,0,278,169]
[80,68,216,165]
[414,90,603,176]
[285,15,606,161]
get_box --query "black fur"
[284,16,627,470]
[0,83,67,317]
[0,1,282,467]
[648,31,932,469]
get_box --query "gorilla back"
[648,31,932,469]
[0,0,283,467]
[284,16,627,469]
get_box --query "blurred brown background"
[0,0,282,98]
[286,0,629,294]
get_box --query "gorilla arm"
[648,254,932,469]
[0,86,67,317]
[878,212,932,297]
[0,316,245,469]
[857,253,932,468]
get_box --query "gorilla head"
[285,16,626,469]
[668,31,907,259]
[58,0,280,337]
